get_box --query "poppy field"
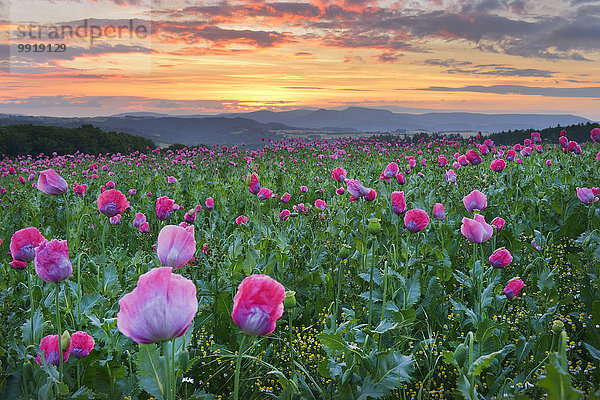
[1,129,600,400]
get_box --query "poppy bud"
[61,330,71,352]
[368,218,381,235]
[552,320,564,334]
[338,244,351,259]
[284,290,297,308]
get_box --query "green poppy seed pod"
[338,244,351,259]
[368,218,382,235]
[552,320,564,334]
[61,330,71,352]
[284,290,297,308]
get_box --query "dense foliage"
[0,124,155,156]
[483,121,600,145]
[0,129,599,399]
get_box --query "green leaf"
[20,308,44,345]
[475,319,498,344]
[375,351,413,387]
[136,343,167,400]
[538,353,583,400]
[373,319,398,334]
[317,332,347,352]
[468,349,505,376]
[456,373,476,400]
[583,342,600,361]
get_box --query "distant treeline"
[0,124,156,156]
[483,122,600,145]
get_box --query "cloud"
[423,58,556,77]
[416,84,600,98]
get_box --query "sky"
[0,0,599,119]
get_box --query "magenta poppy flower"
[460,214,493,243]
[34,239,72,283]
[506,149,516,161]
[73,184,87,197]
[10,227,46,262]
[458,155,468,166]
[491,217,505,232]
[559,136,568,148]
[437,155,448,167]
[408,157,416,168]
[445,169,457,184]
[236,215,248,225]
[531,132,541,142]
[336,187,345,195]
[489,248,512,268]
[490,159,506,172]
[391,191,407,215]
[576,187,598,204]
[10,259,27,270]
[248,173,261,194]
[280,193,291,203]
[520,147,532,157]
[364,188,377,202]
[184,209,196,224]
[35,335,69,366]
[109,214,122,225]
[133,213,146,228]
[465,149,482,165]
[279,209,291,221]
[546,160,552,166]
[117,267,198,344]
[139,222,150,234]
[590,127,600,143]
[97,189,130,218]
[404,209,429,233]
[205,197,214,210]
[231,274,285,336]
[503,278,524,299]
[157,225,196,269]
[463,190,487,212]
[315,199,327,211]
[567,141,579,153]
[128,189,137,196]
[346,179,370,198]
[396,172,406,185]
[331,167,347,182]
[300,185,308,193]
[433,203,446,220]
[167,176,178,184]
[478,144,490,155]
[382,162,399,179]
[156,196,175,220]
[68,331,95,358]
[106,181,116,189]
[37,169,68,195]
[257,188,274,200]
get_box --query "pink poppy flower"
[382,162,399,179]
[248,173,261,195]
[184,209,196,224]
[10,259,27,270]
[458,155,469,166]
[117,267,198,344]
[503,278,524,299]
[280,193,291,203]
[506,149,516,162]
[489,248,512,268]
[133,213,146,228]
[156,196,175,220]
[279,209,291,221]
[157,225,196,269]
[478,144,490,155]
[404,209,429,233]
[35,335,69,366]
[106,181,116,189]
[364,188,377,202]
[465,149,482,165]
[235,215,248,225]
[128,189,137,196]
[576,187,598,204]
[336,187,345,195]
[590,127,600,143]
[559,136,568,148]
[437,155,448,167]
[68,331,95,358]
[346,179,370,198]
[205,197,214,210]
[315,199,327,210]
[97,189,130,218]
[407,157,416,168]
[139,222,150,234]
[231,274,285,336]
[37,169,68,195]
[490,159,506,172]
[10,227,46,262]
[34,239,72,282]
[257,188,274,200]
[520,147,531,157]
[463,189,487,212]
[445,169,457,184]
[391,191,407,215]
[491,217,505,232]
[396,172,406,185]
[73,184,87,197]
[300,185,308,193]
[460,214,493,243]
[109,214,122,225]
[546,160,552,166]
[531,132,541,142]
[331,167,347,182]
[167,176,178,184]
[433,203,446,220]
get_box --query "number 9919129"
[16,44,67,52]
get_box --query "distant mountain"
[220,107,591,133]
[109,112,172,118]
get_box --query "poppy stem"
[367,238,377,330]
[55,282,63,384]
[288,309,295,379]
[28,268,35,345]
[334,259,343,330]
[233,335,248,400]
